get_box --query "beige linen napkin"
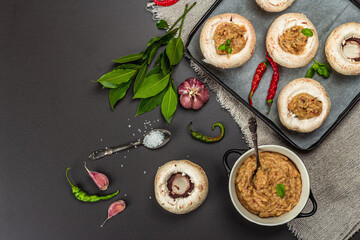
[147,1,360,239]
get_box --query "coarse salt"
[143,130,165,149]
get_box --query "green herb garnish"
[276,184,286,198]
[96,3,196,124]
[301,28,313,37]
[305,59,331,79]
[218,38,232,54]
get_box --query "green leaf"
[133,63,148,93]
[228,47,232,54]
[146,66,162,77]
[218,44,227,51]
[133,73,170,99]
[161,85,177,123]
[301,28,313,37]
[226,38,231,46]
[147,36,162,47]
[156,20,169,29]
[115,64,140,70]
[98,68,137,85]
[166,113,174,124]
[161,52,171,75]
[135,88,167,116]
[101,81,119,89]
[160,28,179,45]
[305,66,315,78]
[148,44,160,64]
[276,184,285,198]
[155,52,164,67]
[109,80,132,110]
[166,37,184,66]
[113,53,143,64]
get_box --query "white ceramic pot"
[223,145,317,226]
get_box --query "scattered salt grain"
[100,138,103,142]
[124,156,127,159]
[127,150,130,153]
[143,130,165,149]
[121,164,123,168]
[132,133,135,136]
[144,171,147,174]
[138,129,141,133]
[149,196,152,199]
[186,155,189,158]
[124,194,127,196]
[128,125,131,128]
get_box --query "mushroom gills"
[342,37,360,62]
[167,173,194,198]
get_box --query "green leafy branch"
[96,2,196,124]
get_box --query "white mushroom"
[325,22,360,76]
[256,0,296,12]
[200,13,256,69]
[277,78,331,133]
[266,13,319,68]
[154,160,209,214]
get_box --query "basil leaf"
[166,37,184,66]
[276,184,285,198]
[161,85,177,124]
[98,68,137,85]
[113,53,143,64]
[156,20,169,29]
[301,28,313,37]
[161,52,171,75]
[133,73,170,99]
[135,88,167,116]
[317,65,330,78]
[228,47,232,54]
[109,80,132,110]
[115,64,140,70]
[218,44,227,51]
[305,66,315,78]
[160,28,179,45]
[133,63,148,93]
[226,39,231,46]
[146,66,162,77]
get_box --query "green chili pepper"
[65,167,119,202]
[188,122,225,143]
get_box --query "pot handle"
[223,149,249,178]
[296,190,317,218]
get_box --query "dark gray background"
[0,0,357,240]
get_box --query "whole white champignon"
[277,78,331,133]
[266,13,319,68]
[256,0,296,12]
[154,160,209,214]
[199,13,256,69]
[325,22,360,76]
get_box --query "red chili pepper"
[153,0,179,7]
[249,61,267,106]
[265,51,279,114]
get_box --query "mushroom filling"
[288,93,322,119]
[279,26,308,55]
[213,22,247,55]
[167,172,194,198]
[342,37,360,62]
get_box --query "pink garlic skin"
[178,78,210,110]
[100,200,126,228]
[84,162,109,191]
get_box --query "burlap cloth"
[147,1,360,239]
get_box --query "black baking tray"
[185,0,360,151]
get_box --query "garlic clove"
[100,200,126,227]
[84,162,109,191]
[180,94,193,109]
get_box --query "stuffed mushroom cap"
[200,13,256,69]
[277,78,331,133]
[325,22,360,76]
[266,13,319,68]
[256,0,296,12]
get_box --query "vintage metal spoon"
[88,129,171,161]
[249,117,260,183]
